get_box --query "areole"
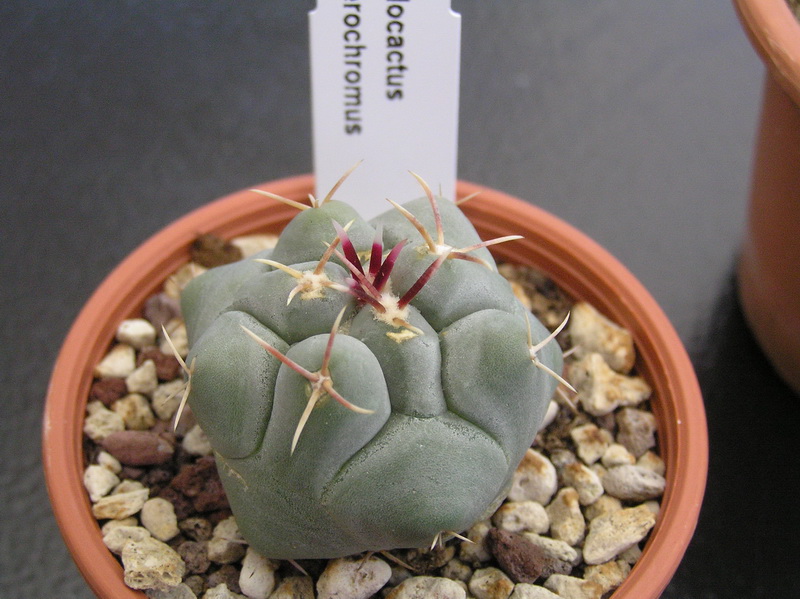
[43,176,708,598]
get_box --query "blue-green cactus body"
[181,196,562,559]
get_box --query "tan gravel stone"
[269,576,314,599]
[545,488,585,546]
[141,497,180,542]
[117,318,157,350]
[569,353,651,417]
[492,501,549,534]
[560,463,604,506]
[602,465,666,502]
[113,392,157,430]
[83,464,121,502]
[568,302,636,374]
[92,488,150,520]
[569,424,613,465]
[95,343,137,378]
[509,583,561,599]
[583,560,631,593]
[103,525,152,555]
[469,567,515,599]
[125,360,159,396]
[385,575,467,599]
[122,536,185,590]
[583,505,656,565]
[83,402,126,441]
[543,574,603,599]
[508,449,558,505]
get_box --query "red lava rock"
[487,528,572,583]
[138,348,182,381]
[190,234,243,268]
[487,528,547,583]
[192,476,229,513]
[171,456,217,498]
[101,430,175,466]
[89,377,128,406]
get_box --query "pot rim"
[734,0,800,105]
[43,174,707,598]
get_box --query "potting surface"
[3,2,797,598]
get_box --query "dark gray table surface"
[3,2,798,597]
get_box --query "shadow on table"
[663,267,799,598]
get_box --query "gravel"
[80,233,665,599]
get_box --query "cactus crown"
[179,172,565,559]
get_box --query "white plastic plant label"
[309,0,461,218]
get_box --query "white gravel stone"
[125,360,159,396]
[459,519,493,566]
[152,379,186,420]
[584,495,622,522]
[520,534,579,565]
[182,424,213,456]
[94,343,137,378]
[84,464,121,502]
[203,583,247,599]
[113,392,157,430]
[97,450,123,473]
[101,517,138,536]
[83,402,126,441]
[492,500,549,534]
[568,302,636,374]
[569,424,613,465]
[269,576,314,599]
[117,318,157,350]
[540,400,560,429]
[583,505,656,565]
[385,575,467,599]
[637,450,666,476]
[569,353,651,417]
[141,497,179,542]
[508,449,558,505]
[602,465,666,502]
[509,583,561,599]
[545,488,585,546]
[238,547,278,599]
[230,234,279,257]
[618,544,642,565]
[92,488,150,520]
[114,479,147,494]
[559,463,604,506]
[146,583,198,599]
[469,567,515,599]
[316,556,391,599]
[543,574,603,599]
[208,517,246,564]
[121,536,185,590]
[601,443,636,468]
[103,525,152,555]
[583,560,631,594]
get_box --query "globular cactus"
[179,175,564,559]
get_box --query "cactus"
[179,175,564,559]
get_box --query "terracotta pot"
[43,175,707,598]
[734,0,800,394]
